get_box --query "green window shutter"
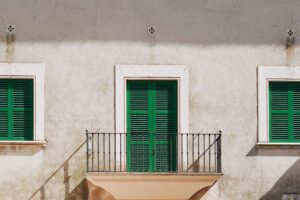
[293,84,300,141]
[0,79,33,141]
[127,80,178,172]
[0,80,9,139]
[269,82,300,143]
[154,81,177,172]
[127,81,150,172]
[12,80,33,140]
[269,83,290,142]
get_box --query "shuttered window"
[126,80,177,172]
[269,82,300,142]
[0,79,33,140]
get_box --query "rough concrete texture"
[0,0,300,199]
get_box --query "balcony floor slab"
[86,173,223,200]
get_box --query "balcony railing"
[86,131,222,173]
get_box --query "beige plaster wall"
[0,0,300,199]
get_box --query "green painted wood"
[126,80,177,172]
[0,80,9,139]
[127,81,150,172]
[0,79,33,140]
[269,82,300,143]
[154,81,177,172]
[293,84,300,141]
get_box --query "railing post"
[86,129,89,172]
[91,132,94,172]
[114,133,116,172]
[217,131,222,173]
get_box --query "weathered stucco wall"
[0,0,300,199]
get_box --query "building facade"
[0,0,300,200]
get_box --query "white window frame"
[115,64,189,170]
[258,66,300,145]
[0,63,45,145]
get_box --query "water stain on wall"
[286,44,294,66]
[5,33,15,62]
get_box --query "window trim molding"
[258,66,300,144]
[0,63,45,142]
[115,64,189,133]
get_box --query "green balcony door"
[126,80,177,172]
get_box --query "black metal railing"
[86,131,222,173]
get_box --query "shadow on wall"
[28,141,88,200]
[260,159,300,200]
[86,180,115,200]
[67,180,88,200]
[247,146,300,157]
[189,186,211,200]
[0,145,43,156]
[0,0,299,44]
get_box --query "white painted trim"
[115,64,189,171]
[256,143,300,149]
[0,63,45,141]
[115,64,189,133]
[258,66,300,143]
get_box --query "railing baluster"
[131,133,133,172]
[181,134,183,171]
[120,133,122,172]
[203,134,205,172]
[217,131,222,173]
[186,134,189,172]
[176,133,178,173]
[142,132,145,172]
[158,133,161,172]
[103,133,105,171]
[91,133,94,172]
[86,130,89,172]
[170,133,173,172]
[197,134,200,173]
[192,133,194,172]
[209,134,211,172]
[109,133,111,171]
[98,133,100,172]
[214,134,217,172]
[114,133,116,172]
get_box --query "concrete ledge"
[256,143,300,149]
[0,141,47,147]
[86,173,223,200]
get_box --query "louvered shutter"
[12,80,33,140]
[269,82,300,143]
[269,83,290,142]
[154,81,177,172]
[127,81,150,172]
[293,84,300,141]
[0,80,9,139]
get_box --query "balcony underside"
[86,173,223,200]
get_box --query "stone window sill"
[0,141,47,148]
[256,143,300,149]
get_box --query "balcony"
[85,132,222,200]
